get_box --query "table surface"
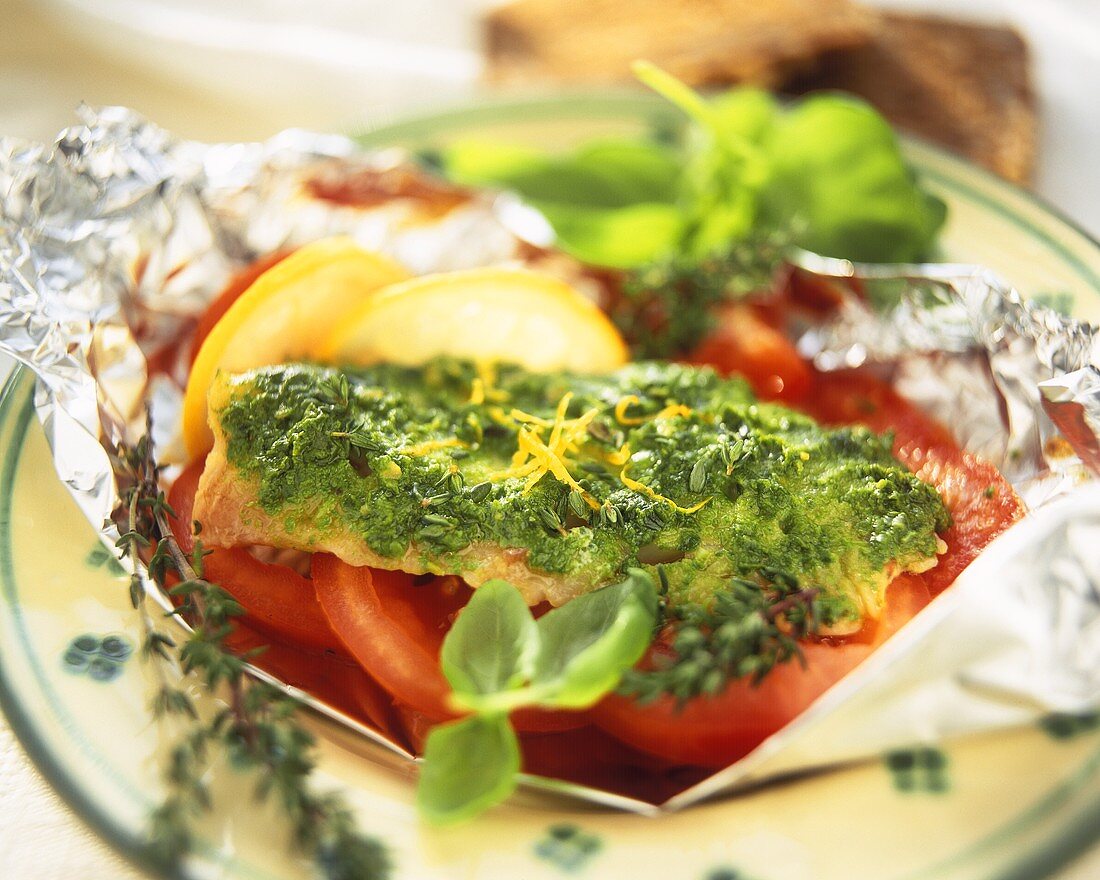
[1,0,1098,877]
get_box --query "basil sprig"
[417,571,658,824]
[438,64,945,270]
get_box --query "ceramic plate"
[2,95,1100,880]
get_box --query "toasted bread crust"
[484,0,876,88]
[790,12,1036,183]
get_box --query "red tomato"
[593,366,1023,767]
[685,303,813,403]
[167,460,340,651]
[223,622,406,743]
[189,250,292,365]
[518,723,711,804]
[801,370,1025,596]
[592,575,931,767]
[311,554,464,723]
[310,555,591,736]
[778,265,858,315]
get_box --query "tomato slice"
[592,574,931,767]
[223,621,406,744]
[167,460,340,651]
[311,554,464,723]
[778,266,858,315]
[595,365,1023,768]
[685,303,813,403]
[311,555,592,736]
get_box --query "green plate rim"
[0,373,288,880]
[0,375,183,880]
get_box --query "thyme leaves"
[112,435,389,878]
[618,568,821,706]
[611,231,789,359]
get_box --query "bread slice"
[484,0,876,88]
[788,12,1036,184]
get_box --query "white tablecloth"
[1,0,1097,876]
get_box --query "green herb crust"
[200,358,948,629]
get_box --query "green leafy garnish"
[611,231,790,358]
[444,138,682,207]
[440,579,539,699]
[112,436,389,878]
[756,95,947,263]
[536,201,684,269]
[532,570,660,708]
[418,714,520,826]
[435,63,945,268]
[419,570,659,823]
[633,62,772,260]
[619,569,821,707]
[445,137,684,268]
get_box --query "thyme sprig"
[611,230,790,359]
[619,568,821,706]
[112,435,389,878]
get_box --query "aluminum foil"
[1,107,1099,814]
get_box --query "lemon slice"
[183,237,408,457]
[318,268,628,373]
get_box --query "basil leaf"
[443,137,681,208]
[442,137,685,267]
[708,87,782,145]
[419,573,659,823]
[536,201,683,269]
[440,579,539,699]
[417,714,520,825]
[441,67,945,272]
[634,61,944,264]
[758,95,946,263]
[532,569,659,709]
